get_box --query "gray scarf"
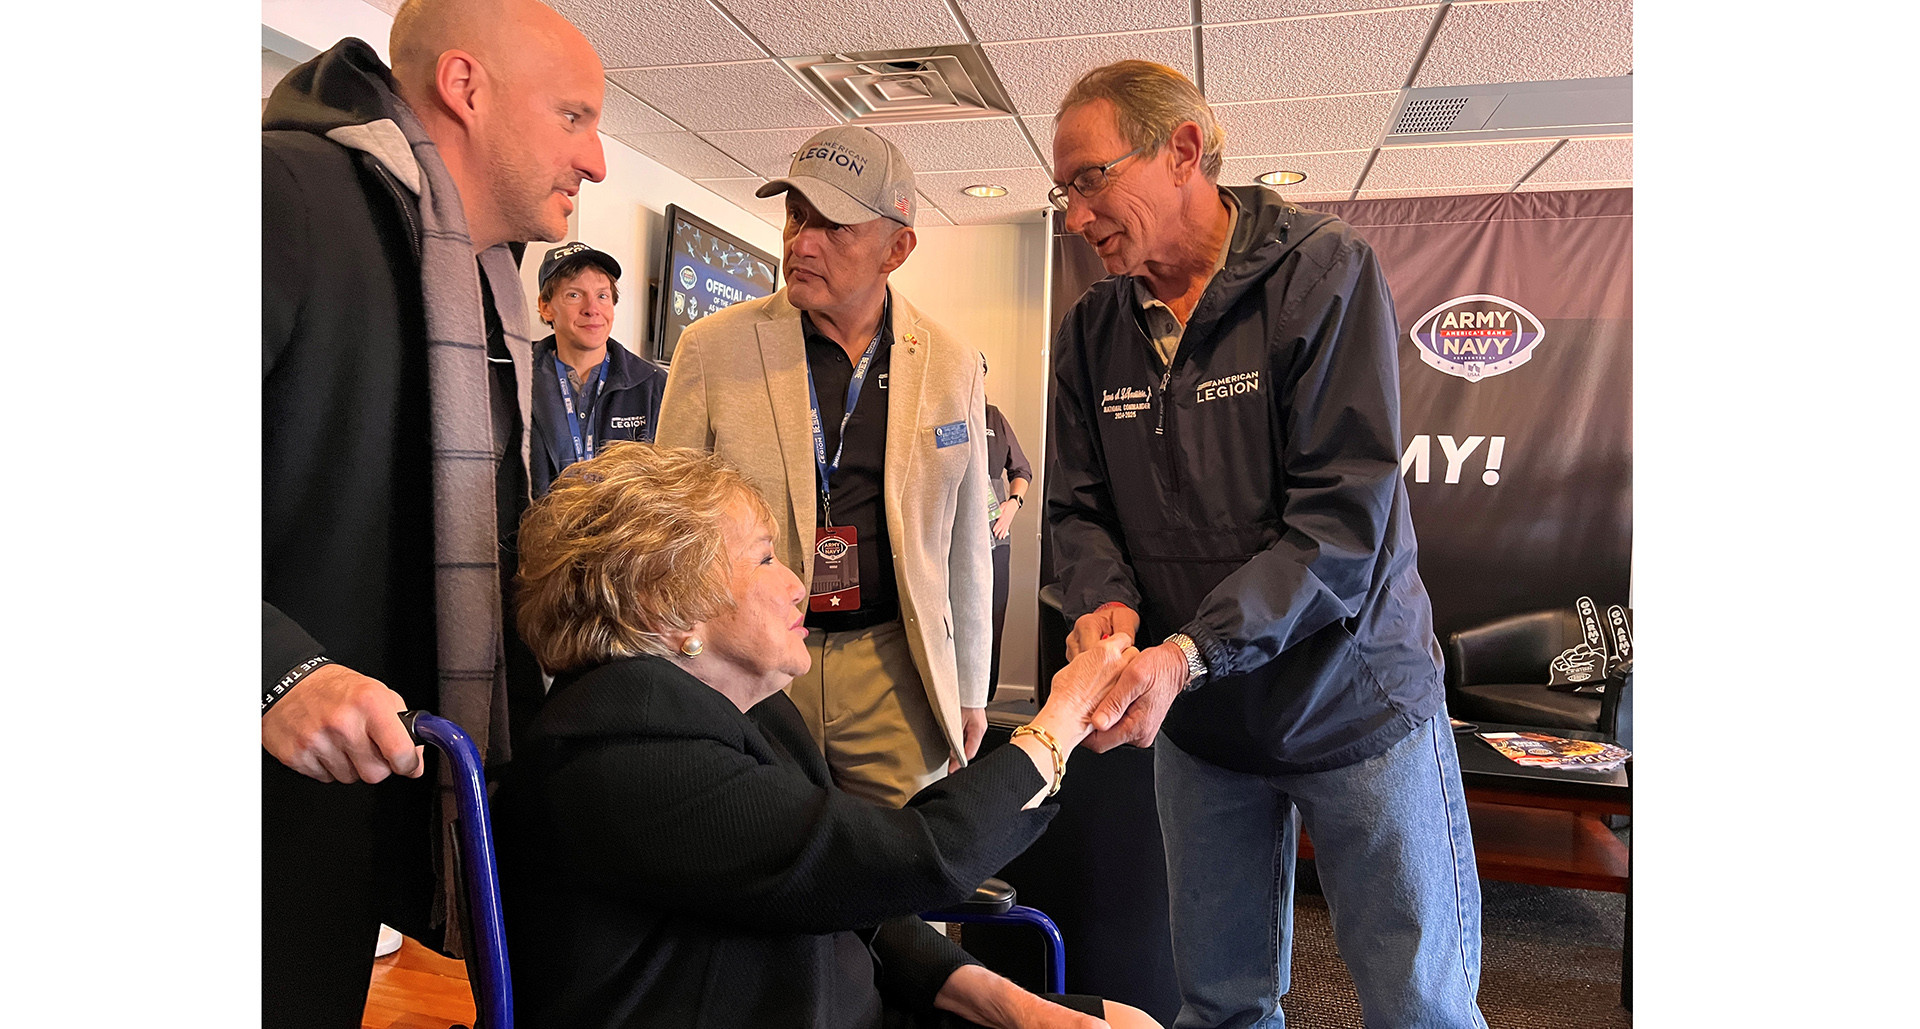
[329,93,533,957]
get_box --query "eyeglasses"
[1046,146,1145,212]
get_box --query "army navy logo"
[1409,294,1545,382]
[678,264,698,290]
[816,535,850,561]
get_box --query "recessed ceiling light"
[1258,170,1307,186]
[962,184,1008,198]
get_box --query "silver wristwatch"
[1166,633,1208,689]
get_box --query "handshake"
[1039,602,1194,754]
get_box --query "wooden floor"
[363,936,475,1029]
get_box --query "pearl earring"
[681,637,704,657]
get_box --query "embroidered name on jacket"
[1101,386,1151,420]
[1194,370,1259,404]
[609,415,647,431]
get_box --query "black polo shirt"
[801,303,898,631]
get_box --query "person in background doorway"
[530,241,668,497]
[982,375,1032,700]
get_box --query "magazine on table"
[1476,731,1630,773]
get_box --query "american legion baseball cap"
[538,241,622,290]
[757,126,917,227]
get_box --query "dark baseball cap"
[538,242,622,289]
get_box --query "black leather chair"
[1443,608,1632,750]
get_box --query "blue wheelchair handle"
[401,710,514,1029]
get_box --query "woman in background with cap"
[530,241,670,497]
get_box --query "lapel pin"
[902,332,919,355]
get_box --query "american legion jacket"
[530,335,668,498]
[1047,184,1446,776]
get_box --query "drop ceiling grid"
[610,62,838,131]
[955,0,1191,42]
[1363,139,1557,189]
[1219,151,1373,193]
[546,0,765,68]
[1413,0,1632,88]
[1524,137,1631,184]
[1514,180,1628,193]
[600,82,682,137]
[1201,0,1433,21]
[915,167,1057,223]
[612,130,757,179]
[692,176,790,217]
[866,118,1040,173]
[718,0,967,57]
[983,29,1197,116]
[1201,9,1437,102]
[1212,94,1401,155]
[1355,183,1529,199]
[703,127,837,177]
[915,195,959,225]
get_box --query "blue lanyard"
[804,313,887,523]
[554,352,610,465]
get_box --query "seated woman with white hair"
[496,441,1161,1029]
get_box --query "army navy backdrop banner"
[1309,188,1632,639]
[1043,188,1631,641]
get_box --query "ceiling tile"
[1219,151,1373,195]
[871,118,1041,173]
[1415,0,1632,88]
[984,29,1195,117]
[1203,8,1434,102]
[1281,190,1361,206]
[722,0,965,56]
[693,176,789,219]
[1363,139,1557,191]
[1524,137,1632,185]
[1021,116,1055,165]
[610,62,836,131]
[600,82,681,136]
[612,130,755,179]
[915,194,956,225]
[548,0,764,68]
[1515,181,1630,194]
[1354,184,1518,200]
[1202,0,1405,19]
[703,127,831,177]
[956,0,1189,43]
[915,167,1056,224]
[1212,94,1399,156]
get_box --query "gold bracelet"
[1011,723,1065,797]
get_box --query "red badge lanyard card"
[804,326,883,614]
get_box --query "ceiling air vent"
[1383,76,1632,145]
[783,46,1013,124]
[1394,97,1472,135]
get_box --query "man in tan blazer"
[656,126,993,807]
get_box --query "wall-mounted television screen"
[650,204,781,365]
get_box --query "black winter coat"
[1047,185,1444,775]
[493,655,1059,1029]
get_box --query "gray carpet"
[1282,840,1630,1028]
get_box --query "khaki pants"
[787,618,949,808]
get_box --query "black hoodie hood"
[262,37,403,136]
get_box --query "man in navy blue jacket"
[530,242,668,497]
[1045,61,1488,1029]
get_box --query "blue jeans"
[1154,715,1488,1029]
